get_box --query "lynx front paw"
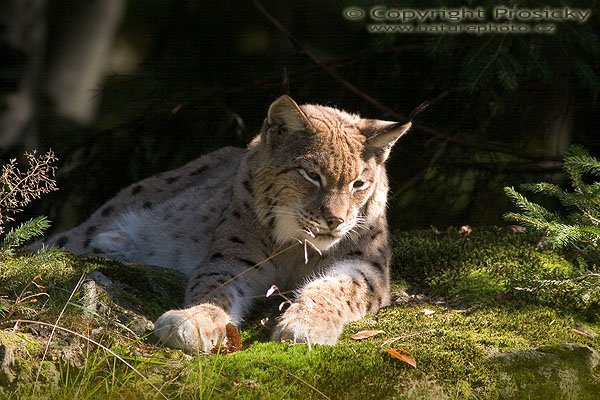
[271,303,343,346]
[154,304,231,353]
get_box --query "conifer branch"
[0,150,58,251]
[505,146,599,266]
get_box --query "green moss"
[88,259,186,319]
[0,249,80,297]
[392,227,599,318]
[493,343,600,399]
[1,228,599,399]
[0,250,185,323]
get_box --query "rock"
[83,270,154,336]
[87,271,114,288]
[494,343,599,399]
[81,277,103,320]
[0,345,16,385]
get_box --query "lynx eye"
[298,168,322,187]
[351,179,370,191]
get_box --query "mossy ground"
[0,228,598,399]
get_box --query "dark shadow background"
[1,0,599,234]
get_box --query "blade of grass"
[258,360,331,400]
[35,273,86,387]
[5,319,169,400]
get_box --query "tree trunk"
[0,0,46,148]
[0,0,125,148]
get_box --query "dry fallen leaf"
[212,323,243,354]
[225,323,243,352]
[350,330,385,340]
[385,348,417,368]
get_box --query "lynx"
[37,95,412,352]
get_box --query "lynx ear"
[267,95,312,133]
[361,119,412,163]
[364,120,412,161]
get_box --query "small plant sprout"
[0,150,58,253]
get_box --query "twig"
[390,138,449,200]
[257,360,331,400]
[445,160,564,174]
[471,36,506,91]
[7,319,169,400]
[35,273,86,386]
[250,0,562,163]
[251,0,401,119]
[380,329,436,348]
[218,43,426,96]
[205,241,300,298]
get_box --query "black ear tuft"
[408,100,431,120]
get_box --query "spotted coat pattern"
[35,96,412,352]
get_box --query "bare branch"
[251,0,562,163]
[0,150,58,235]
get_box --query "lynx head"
[251,95,411,252]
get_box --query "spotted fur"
[35,96,411,352]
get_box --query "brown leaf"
[212,323,243,354]
[385,348,416,368]
[350,330,385,340]
[225,323,243,352]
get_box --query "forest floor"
[1,227,598,399]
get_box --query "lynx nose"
[325,216,344,230]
